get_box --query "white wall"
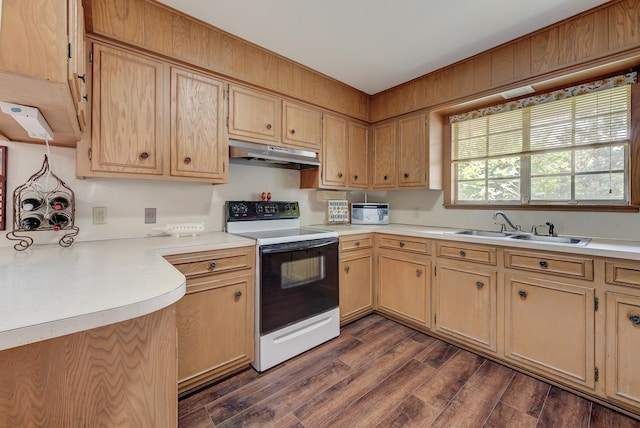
[3,140,640,249]
[0,141,327,248]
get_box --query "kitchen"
[1,0,640,426]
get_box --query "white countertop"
[310,223,640,261]
[0,232,255,351]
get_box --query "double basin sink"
[453,229,590,246]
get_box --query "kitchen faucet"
[493,211,521,232]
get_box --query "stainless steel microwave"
[351,203,389,225]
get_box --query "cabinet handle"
[338,172,343,178]
[399,242,405,248]
[266,124,272,130]
[383,175,388,180]
[459,250,466,257]
[416,269,422,277]
[355,241,360,247]
[345,265,350,273]
[209,262,217,270]
[476,281,484,289]
[539,261,548,268]
[184,156,192,165]
[403,173,409,178]
[518,290,527,299]
[139,152,149,160]
[629,315,640,325]
[83,94,89,101]
[235,291,242,298]
[290,129,296,135]
[354,175,358,180]
[78,74,86,82]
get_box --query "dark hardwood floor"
[178,314,640,427]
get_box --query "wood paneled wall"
[370,0,640,122]
[84,0,370,121]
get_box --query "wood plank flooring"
[178,314,640,427]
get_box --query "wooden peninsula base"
[0,305,177,427]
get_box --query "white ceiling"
[156,0,610,95]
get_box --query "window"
[449,73,636,208]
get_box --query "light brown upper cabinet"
[321,113,349,188]
[397,112,427,188]
[282,101,322,151]
[170,68,227,182]
[348,121,369,189]
[228,85,281,143]
[0,0,86,146]
[90,44,165,175]
[371,122,397,189]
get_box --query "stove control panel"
[226,201,300,221]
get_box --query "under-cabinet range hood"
[229,139,320,170]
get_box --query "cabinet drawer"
[377,236,431,254]
[605,261,640,289]
[504,250,593,280]
[436,242,496,265]
[340,234,373,252]
[165,246,254,278]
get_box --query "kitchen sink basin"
[509,234,591,245]
[453,230,514,238]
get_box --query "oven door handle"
[260,238,338,255]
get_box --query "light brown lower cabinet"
[340,248,373,324]
[605,292,640,409]
[165,246,255,394]
[434,261,498,352]
[504,274,596,390]
[377,247,431,329]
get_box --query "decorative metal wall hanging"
[6,155,79,250]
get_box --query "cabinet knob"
[539,261,548,268]
[518,290,527,299]
[83,94,89,101]
[399,242,405,248]
[416,269,422,277]
[403,173,409,178]
[345,265,350,273]
[184,156,192,165]
[459,250,466,257]
[78,74,86,82]
[355,241,360,247]
[383,175,388,180]
[338,172,343,178]
[354,175,358,180]
[290,129,296,135]
[209,262,217,270]
[476,281,484,289]
[266,124,272,130]
[139,152,149,160]
[235,291,242,298]
[629,315,640,325]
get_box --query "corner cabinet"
[376,235,432,329]
[371,121,397,189]
[339,234,374,324]
[170,68,227,182]
[165,246,255,395]
[90,44,165,175]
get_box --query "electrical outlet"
[145,207,156,224]
[92,207,107,224]
[412,207,420,218]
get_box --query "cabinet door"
[435,262,497,352]
[397,113,426,187]
[322,113,349,188]
[67,0,86,130]
[349,121,369,188]
[91,44,164,174]
[340,249,373,324]
[170,68,227,182]
[283,101,322,150]
[228,85,280,143]
[504,275,595,389]
[377,249,430,327]
[177,273,254,393]
[606,292,640,408]
[371,122,396,188]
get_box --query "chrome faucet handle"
[531,224,545,235]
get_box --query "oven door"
[259,237,339,335]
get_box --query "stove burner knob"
[240,205,248,213]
